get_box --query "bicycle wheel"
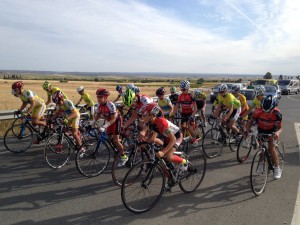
[275,140,285,171]
[75,139,110,177]
[202,128,225,158]
[4,124,33,153]
[44,133,71,169]
[250,149,268,196]
[236,135,254,163]
[121,161,165,214]
[194,119,205,141]
[228,133,242,152]
[179,147,206,193]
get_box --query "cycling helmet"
[12,81,24,90]
[139,103,161,116]
[134,86,141,93]
[262,95,276,112]
[232,84,240,92]
[116,85,122,92]
[194,88,202,97]
[156,87,166,96]
[255,85,266,96]
[52,90,64,103]
[126,83,135,90]
[122,89,136,107]
[96,88,110,96]
[180,80,190,90]
[217,84,228,92]
[42,81,51,90]
[77,86,84,92]
[170,86,176,93]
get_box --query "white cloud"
[0,0,299,74]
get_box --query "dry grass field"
[0,79,214,110]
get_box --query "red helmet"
[139,103,161,116]
[96,88,110,96]
[156,87,166,96]
[52,90,64,103]
[12,81,24,90]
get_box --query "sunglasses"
[181,89,187,91]
[219,91,225,94]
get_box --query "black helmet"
[262,95,276,112]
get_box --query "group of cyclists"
[10,78,283,179]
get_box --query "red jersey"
[177,93,195,114]
[253,108,282,131]
[134,95,153,110]
[97,101,118,122]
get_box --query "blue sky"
[0,0,299,75]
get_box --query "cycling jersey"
[57,99,80,128]
[169,93,179,105]
[217,93,241,110]
[194,93,206,109]
[235,93,248,110]
[47,87,68,99]
[20,90,44,106]
[253,108,282,132]
[157,97,172,114]
[251,97,262,109]
[97,101,118,121]
[176,93,195,114]
[81,92,95,107]
[134,95,154,110]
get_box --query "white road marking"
[291,123,300,225]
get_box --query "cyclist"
[212,84,241,134]
[245,95,283,179]
[173,80,198,143]
[241,85,265,118]
[90,88,127,165]
[122,89,154,131]
[139,103,188,172]
[113,85,124,103]
[134,86,141,95]
[169,86,179,106]
[51,90,82,149]
[156,87,174,118]
[75,86,95,119]
[231,84,248,132]
[42,81,68,106]
[12,81,46,128]
[193,88,207,127]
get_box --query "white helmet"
[180,80,190,90]
[218,84,228,92]
[194,88,201,97]
[126,83,135,90]
[255,85,266,96]
[77,86,84,92]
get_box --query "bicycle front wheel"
[237,135,254,163]
[75,139,110,177]
[179,147,206,193]
[250,149,268,196]
[121,161,165,214]
[202,128,225,158]
[4,124,33,153]
[44,133,71,169]
[229,133,242,152]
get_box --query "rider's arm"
[66,109,78,121]
[76,97,83,106]
[112,95,121,103]
[159,131,176,156]
[123,109,138,129]
[26,98,36,114]
[223,104,233,120]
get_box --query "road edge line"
[291,123,300,225]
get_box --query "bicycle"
[250,133,285,196]
[201,117,242,158]
[236,128,259,163]
[44,119,83,169]
[121,145,206,213]
[4,112,54,153]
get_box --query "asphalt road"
[0,94,300,225]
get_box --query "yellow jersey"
[20,90,44,106]
[47,87,68,99]
[81,92,95,106]
[217,93,241,110]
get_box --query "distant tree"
[278,75,283,80]
[94,78,99,82]
[263,72,272,79]
[197,78,205,84]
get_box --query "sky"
[0,0,299,75]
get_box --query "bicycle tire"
[121,161,165,214]
[44,133,71,169]
[4,124,33,153]
[179,147,206,193]
[275,140,285,172]
[75,139,110,177]
[202,128,225,158]
[228,133,241,152]
[250,149,268,196]
[236,135,254,163]
[194,118,205,141]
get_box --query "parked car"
[278,79,300,95]
[240,89,255,106]
[264,85,280,105]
